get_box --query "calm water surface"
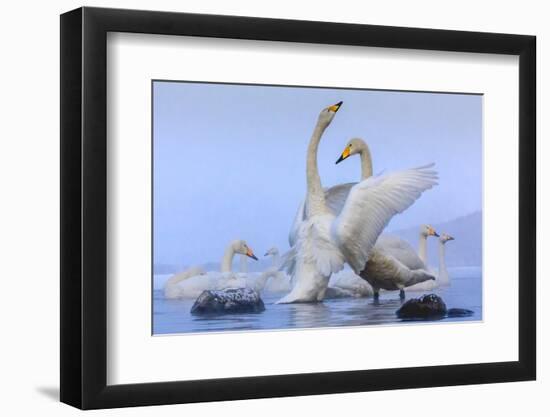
[153,267,482,335]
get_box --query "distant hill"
[388,211,482,267]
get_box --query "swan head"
[317,101,343,127]
[440,233,455,244]
[264,247,279,257]
[335,137,367,164]
[421,224,439,238]
[232,239,258,261]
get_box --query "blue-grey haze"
[153,81,482,268]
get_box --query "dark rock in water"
[191,288,265,315]
[447,308,474,317]
[396,294,447,319]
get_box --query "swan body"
[278,103,438,303]
[163,240,258,299]
[364,226,439,296]
[164,271,246,300]
[163,266,206,299]
[360,249,435,296]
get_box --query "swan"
[305,137,436,300]
[332,137,440,269]
[406,231,455,291]
[163,239,258,299]
[393,225,444,291]
[247,247,291,293]
[278,102,438,303]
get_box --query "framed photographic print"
[60,6,536,410]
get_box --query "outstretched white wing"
[288,183,356,247]
[325,182,356,215]
[331,164,438,274]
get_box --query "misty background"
[153,81,482,273]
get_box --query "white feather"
[277,214,345,303]
[288,183,355,247]
[375,235,425,271]
[332,164,438,275]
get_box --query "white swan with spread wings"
[331,139,438,299]
[277,102,438,303]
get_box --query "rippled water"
[153,266,482,335]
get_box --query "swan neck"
[438,242,448,282]
[221,246,235,273]
[306,122,329,216]
[359,146,373,180]
[418,234,428,265]
[239,254,248,273]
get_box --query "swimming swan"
[390,224,444,291]
[163,240,258,299]
[409,231,454,290]
[278,102,438,303]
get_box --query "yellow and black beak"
[335,146,351,164]
[328,101,343,113]
[246,248,258,261]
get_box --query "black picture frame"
[60,6,536,410]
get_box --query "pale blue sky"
[153,81,482,266]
